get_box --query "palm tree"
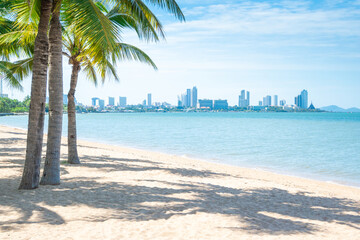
[19,0,52,189]
[64,37,158,164]
[1,0,55,188]
[1,0,184,188]
[40,0,63,185]
[63,3,161,164]
[41,0,182,183]
[1,1,159,165]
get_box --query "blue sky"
[4,0,360,108]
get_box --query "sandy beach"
[0,124,360,239]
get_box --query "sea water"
[1,112,359,186]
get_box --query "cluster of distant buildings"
[90,94,171,110]
[91,96,122,109]
[86,88,313,111]
[257,90,310,109]
[1,73,313,111]
[178,87,198,108]
[177,86,229,110]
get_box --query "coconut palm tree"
[1,0,184,188]
[39,0,64,185]
[43,0,183,184]
[19,0,52,189]
[63,37,157,164]
[63,2,162,164]
[1,1,160,165]
[1,0,59,188]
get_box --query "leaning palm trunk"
[41,0,63,185]
[19,0,53,190]
[67,62,80,164]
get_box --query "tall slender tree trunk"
[67,62,80,164]
[40,0,63,185]
[19,0,53,190]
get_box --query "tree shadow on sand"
[1,166,359,235]
[78,155,233,178]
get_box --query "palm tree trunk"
[67,62,80,164]
[19,0,52,190]
[40,0,63,185]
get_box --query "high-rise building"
[294,90,308,109]
[199,99,213,109]
[192,86,198,108]
[91,97,99,106]
[301,90,308,109]
[259,101,263,106]
[214,100,228,110]
[181,93,186,107]
[239,89,250,108]
[108,97,115,106]
[280,100,286,106]
[179,87,199,108]
[142,99,146,106]
[262,95,272,106]
[295,96,300,107]
[266,95,271,106]
[119,97,127,107]
[274,95,278,106]
[99,99,105,109]
[239,90,245,107]
[186,89,191,108]
[147,93,152,107]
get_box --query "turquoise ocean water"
[1,112,359,186]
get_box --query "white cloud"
[165,1,360,38]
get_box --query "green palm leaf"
[0,59,32,90]
[112,42,157,69]
[117,0,184,22]
[62,0,119,59]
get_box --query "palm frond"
[107,3,164,42]
[112,43,157,70]
[104,59,119,82]
[144,0,185,21]
[13,0,40,27]
[116,0,184,22]
[62,0,119,59]
[0,58,33,90]
[0,16,36,59]
[81,56,98,86]
[9,57,33,81]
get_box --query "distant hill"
[320,105,360,113]
[346,107,360,113]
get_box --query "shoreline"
[1,123,359,189]
[84,138,360,190]
[1,124,360,239]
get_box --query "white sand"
[0,125,360,239]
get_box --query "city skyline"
[3,78,359,109]
[1,0,359,108]
[89,88,311,110]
